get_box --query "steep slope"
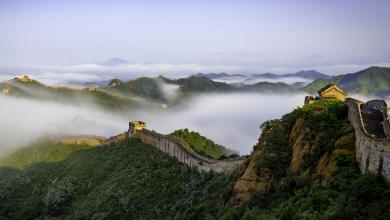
[360,109,387,138]
[215,99,390,219]
[226,100,355,206]
[0,137,231,220]
[300,66,390,97]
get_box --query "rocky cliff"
[226,103,356,207]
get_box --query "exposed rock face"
[229,150,272,206]
[226,107,357,207]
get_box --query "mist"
[0,91,308,158]
[2,62,390,87]
[213,76,313,86]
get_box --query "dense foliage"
[0,137,231,219]
[230,154,390,220]
[170,128,239,159]
[2,99,390,219]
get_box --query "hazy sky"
[1,0,390,79]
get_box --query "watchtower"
[21,75,30,82]
[129,121,146,135]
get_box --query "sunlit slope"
[0,137,230,220]
[300,66,390,97]
[100,77,163,101]
[170,128,239,159]
[3,79,160,111]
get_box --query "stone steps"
[360,109,387,138]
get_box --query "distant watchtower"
[305,84,348,105]
[21,75,30,82]
[129,121,146,135]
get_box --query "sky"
[0,0,390,83]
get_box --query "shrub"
[43,177,77,212]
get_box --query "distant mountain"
[250,73,280,79]
[195,72,247,79]
[250,70,332,80]
[54,82,101,89]
[239,82,298,94]
[1,77,162,112]
[283,70,332,80]
[299,66,390,97]
[97,58,128,66]
[288,82,308,90]
[63,58,129,67]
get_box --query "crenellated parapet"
[128,121,245,173]
[345,100,390,181]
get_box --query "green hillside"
[102,77,163,101]
[0,137,231,220]
[300,66,390,97]
[170,128,239,159]
[2,80,159,112]
[1,101,390,219]
[167,76,236,93]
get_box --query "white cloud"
[213,76,314,85]
[1,62,390,86]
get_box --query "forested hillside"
[2,94,390,219]
[300,66,390,97]
[170,128,239,159]
[0,137,232,220]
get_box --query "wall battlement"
[345,100,390,181]
[128,121,245,173]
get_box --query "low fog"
[2,62,390,86]
[0,92,305,158]
[213,76,313,87]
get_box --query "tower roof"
[317,83,347,95]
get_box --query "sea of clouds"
[1,62,390,159]
[0,92,305,158]
[1,62,390,85]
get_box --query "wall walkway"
[345,100,390,181]
[128,123,245,173]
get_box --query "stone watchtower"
[305,84,348,105]
[21,75,30,82]
[129,121,146,135]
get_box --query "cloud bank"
[1,62,390,86]
[0,92,306,158]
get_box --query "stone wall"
[50,135,106,146]
[345,100,390,181]
[362,100,390,137]
[128,123,245,173]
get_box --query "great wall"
[345,99,390,181]
[305,84,390,181]
[127,121,245,173]
[12,78,387,177]
[4,76,167,108]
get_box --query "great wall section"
[345,99,390,181]
[128,122,245,173]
